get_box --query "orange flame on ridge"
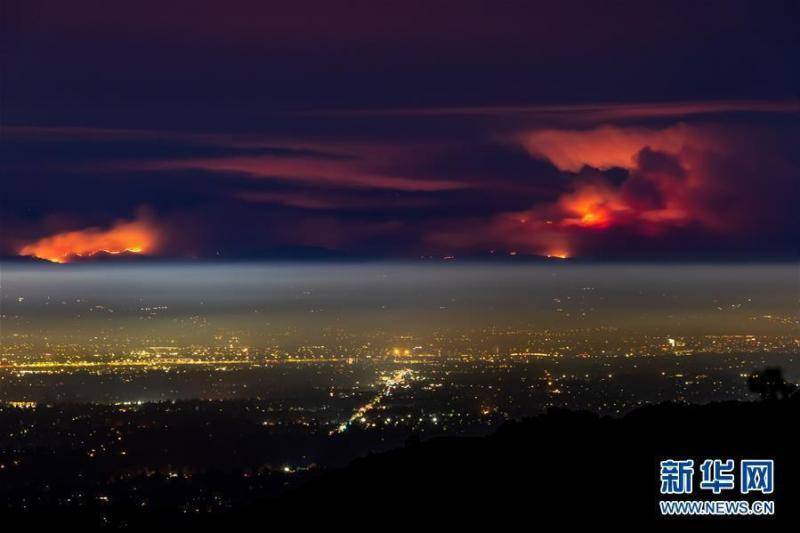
[19,217,159,263]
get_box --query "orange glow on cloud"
[520,124,705,172]
[19,216,159,263]
[518,124,723,236]
[428,123,749,257]
[557,181,624,229]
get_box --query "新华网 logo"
[658,458,775,516]
[660,458,773,495]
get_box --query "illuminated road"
[330,368,414,435]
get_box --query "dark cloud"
[634,148,686,180]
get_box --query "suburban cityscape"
[1,262,797,523]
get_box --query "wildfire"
[558,182,619,229]
[19,217,159,263]
[576,208,610,228]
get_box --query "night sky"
[3,0,799,262]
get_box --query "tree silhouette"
[747,367,798,400]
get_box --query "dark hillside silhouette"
[236,395,799,528]
[5,387,797,529]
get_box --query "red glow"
[519,125,699,172]
[19,217,160,263]
[425,123,752,258]
[519,124,723,235]
[557,183,619,229]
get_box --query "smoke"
[426,123,798,257]
[18,211,161,263]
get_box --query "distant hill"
[1,251,156,264]
[0,254,54,264]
